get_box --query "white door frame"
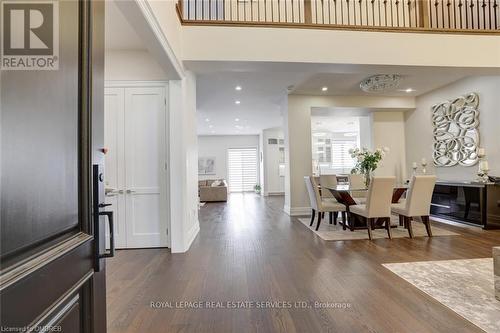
[104,80,170,248]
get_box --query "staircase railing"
[176,0,500,33]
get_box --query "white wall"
[146,0,183,64]
[183,26,500,68]
[198,135,260,181]
[405,76,500,181]
[372,112,407,182]
[114,0,183,79]
[105,49,167,81]
[169,71,199,253]
[359,116,373,150]
[285,94,414,215]
[261,128,285,195]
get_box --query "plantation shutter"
[331,140,357,172]
[227,148,258,193]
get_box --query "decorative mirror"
[432,92,480,167]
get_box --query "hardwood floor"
[107,193,500,333]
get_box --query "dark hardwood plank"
[107,193,500,333]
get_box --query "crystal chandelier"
[360,74,402,93]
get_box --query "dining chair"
[391,175,437,238]
[349,176,396,240]
[348,173,367,204]
[304,176,346,231]
[320,174,337,199]
[319,174,341,223]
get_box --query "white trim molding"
[115,0,184,80]
[135,0,184,78]
[265,191,285,196]
[284,205,311,216]
[183,222,200,253]
[105,80,169,88]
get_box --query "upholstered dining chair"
[349,176,396,240]
[348,173,366,204]
[319,174,337,199]
[304,176,346,231]
[391,175,437,238]
[319,174,341,223]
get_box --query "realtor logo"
[1,1,59,70]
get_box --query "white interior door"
[104,88,127,249]
[124,87,167,248]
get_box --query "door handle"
[126,189,136,194]
[105,188,124,196]
[99,211,115,258]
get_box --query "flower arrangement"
[349,147,390,186]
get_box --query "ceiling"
[197,71,307,136]
[105,0,145,50]
[293,72,466,97]
[196,66,482,136]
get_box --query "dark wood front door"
[0,1,106,332]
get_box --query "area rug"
[383,258,500,333]
[297,215,459,241]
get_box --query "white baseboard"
[284,206,311,216]
[264,191,285,196]
[183,221,200,252]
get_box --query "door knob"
[126,189,136,194]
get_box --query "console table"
[430,181,500,229]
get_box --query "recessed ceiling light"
[321,86,328,92]
[235,100,241,105]
[205,118,210,122]
[235,118,240,122]
[405,88,415,93]
[235,86,242,91]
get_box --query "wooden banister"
[175,0,500,33]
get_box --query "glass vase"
[364,169,372,188]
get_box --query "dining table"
[325,184,408,231]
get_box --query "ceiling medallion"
[360,74,402,93]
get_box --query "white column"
[169,71,200,253]
[284,95,313,215]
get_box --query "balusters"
[178,0,498,30]
[396,0,400,26]
[494,0,498,29]
[370,0,376,26]
[482,0,487,29]
[359,0,363,25]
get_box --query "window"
[227,148,258,192]
[312,134,357,174]
[331,140,357,171]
